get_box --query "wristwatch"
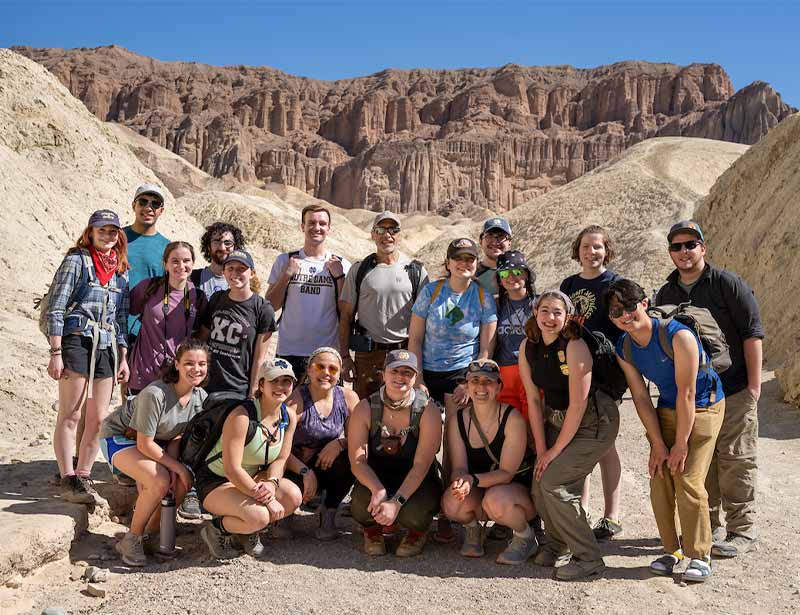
[299,466,310,476]
[390,493,407,507]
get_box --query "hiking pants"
[706,388,758,539]
[351,474,442,532]
[650,400,725,559]
[532,392,619,563]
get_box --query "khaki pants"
[531,392,620,562]
[706,388,758,539]
[650,401,725,559]
[354,349,390,399]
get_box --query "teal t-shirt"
[124,227,170,336]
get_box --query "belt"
[373,341,406,351]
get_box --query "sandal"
[682,558,712,583]
[649,551,683,576]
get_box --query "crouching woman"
[99,338,209,566]
[195,359,302,560]
[348,350,443,557]
[441,359,537,565]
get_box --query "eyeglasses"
[373,226,400,236]
[669,239,703,252]
[211,239,235,248]
[310,363,340,376]
[136,197,163,210]
[483,233,510,244]
[498,268,525,279]
[609,301,641,319]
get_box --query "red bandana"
[89,245,118,286]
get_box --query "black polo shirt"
[655,263,764,396]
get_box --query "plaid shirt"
[46,251,129,349]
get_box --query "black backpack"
[179,393,259,473]
[351,254,423,326]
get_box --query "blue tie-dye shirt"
[412,279,497,371]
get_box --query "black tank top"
[456,405,514,474]
[526,337,571,411]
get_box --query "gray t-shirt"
[196,266,228,299]
[341,256,429,344]
[100,380,207,441]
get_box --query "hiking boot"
[236,533,265,558]
[59,475,97,505]
[649,551,683,576]
[178,489,203,520]
[556,558,605,581]
[712,533,757,558]
[459,522,485,558]
[532,515,546,544]
[315,508,341,541]
[112,473,137,487]
[593,517,623,541]
[396,530,427,558]
[115,532,147,567]
[533,541,571,567]
[432,516,455,544]
[270,516,294,539]
[201,523,238,560]
[363,526,387,556]
[682,557,713,583]
[496,530,538,565]
[711,525,727,543]
[487,523,511,541]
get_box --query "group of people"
[44,184,763,583]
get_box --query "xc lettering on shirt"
[210,316,244,345]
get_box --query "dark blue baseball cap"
[223,249,255,269]
[481,217,512,237]
[88,209,121,228]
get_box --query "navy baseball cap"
[481,217,512,237]
[88,209,121,228]
[667,220,705,243]
[496,250,529,272]
[223,249,255,269]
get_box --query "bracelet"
[49,347,62,355]
[267,477,280,488]
[471,473,480,488]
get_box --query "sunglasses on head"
[609,301,641,319]
[136,197,164,210]
[311,363,340,376]
[373,226,400,236]
[669,239,703,252]
[498,268,525,279]
[467,362,500,376]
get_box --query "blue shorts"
[99,436,166,474]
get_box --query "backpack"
[428,279,485,309]
[350,254,423,326]
[368,388,430,440]
[623,302,731,374]
[179,393,261,473]
[278,250,345,323]
[35,250,96,338]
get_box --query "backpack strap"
[368,391,384,439]
[190,268,202,288]
[467,403,502,470]
[277,251,301,324]
[352,254,378,324]
[428,279,446,308]
[477,284,485,309]
[330,253,343,322]
[409,388,430,435]
[656,321,675,363]
[405,259,423,302]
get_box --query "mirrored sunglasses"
[498,268,525,279]
[136,197,164,210]
[373,226,401,236]
[311,363,340,376]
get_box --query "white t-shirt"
[268,249,351,356]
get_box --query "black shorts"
[423,367,467,406]
[194,464,230,505]
[61,334,116,378]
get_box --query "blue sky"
[2,0,798,106]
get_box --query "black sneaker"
[592,517,623,541]
[59,475,97,505]
[178,489,203,519]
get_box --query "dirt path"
[2,372,799,615]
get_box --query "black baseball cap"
[223,249,255,269]
[496,250,529,272]
[667,220,705,243]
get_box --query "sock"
[62,471,76,478]
[75,470,90,478]
[212,517,230,535]
[513,525,533,539]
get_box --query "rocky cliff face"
[15,45,796,214]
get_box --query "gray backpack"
[623,302,731,374]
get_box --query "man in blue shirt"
[123,184,171,339]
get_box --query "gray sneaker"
[201,524,239,560]
[115,532,147,567]
[712,533,757,558]
[460,522,485,558]
[178,490,203,520]
[496,530,538,565]
[711,525,727,543]
[236,533,265,558]
[59,475,97,505]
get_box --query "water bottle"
[159,491,176,555]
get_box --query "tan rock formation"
[695,113,800,406]
[14,46,795,214]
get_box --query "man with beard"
[191,222,247,298]
[475,218,512,296]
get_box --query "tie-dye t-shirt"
[412,279,497,371]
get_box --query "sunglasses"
[211,239,235,248]
[467,362,500,376]
[310,363,340,376]
[373,226,400,236]
[609,301,641,319]
[498,268,525,279]
[669,239,703,252]
[136,197,164,210]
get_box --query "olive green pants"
[650,400,725,559]
[351,475,442,533]
[531,393,620,563]
[706,389,758,539]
